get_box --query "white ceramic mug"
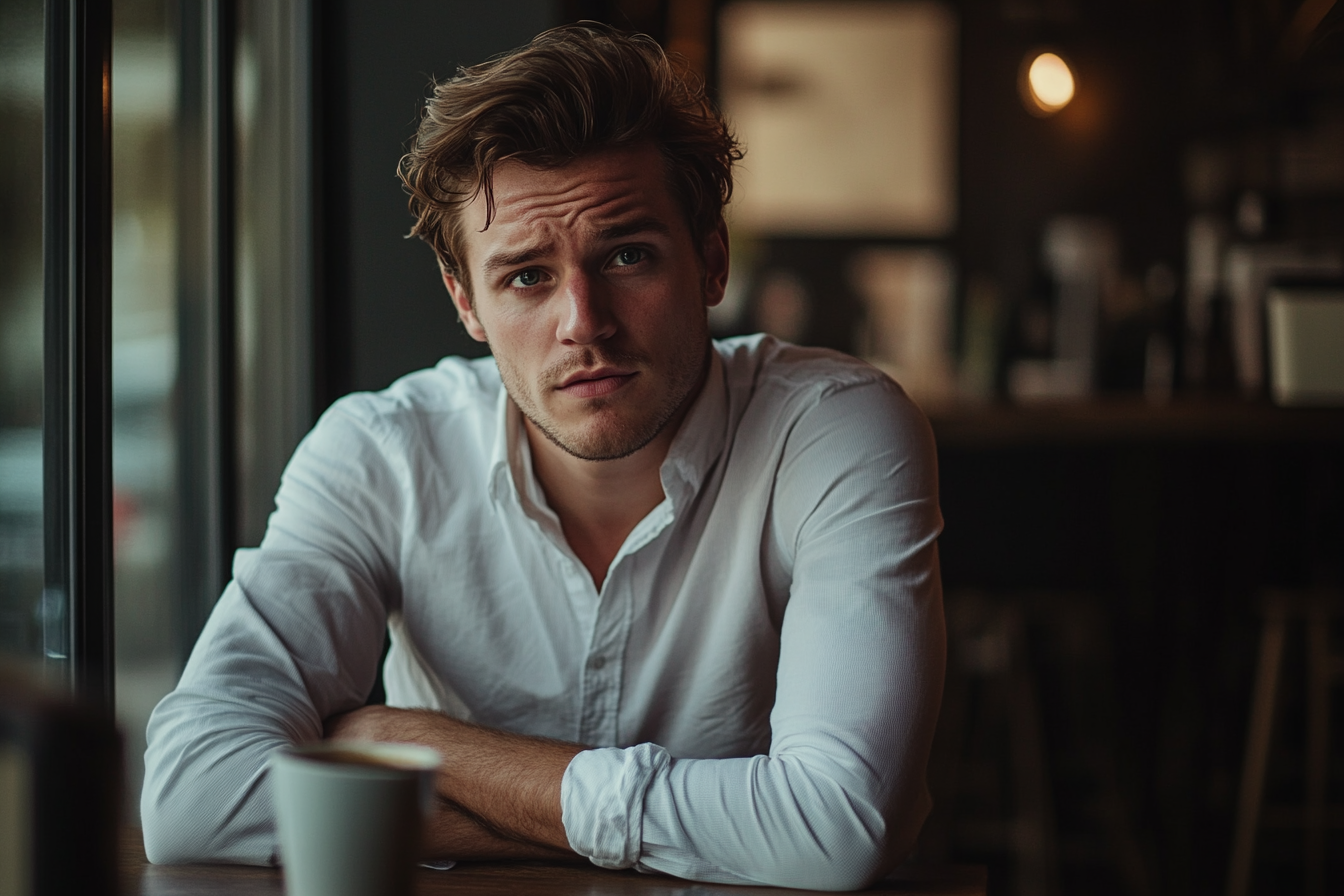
[270,741,441,896]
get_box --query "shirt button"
[589,656,606,670]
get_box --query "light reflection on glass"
[0,0,47,678]
[112,0,180,821]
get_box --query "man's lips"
[556,368,637,399]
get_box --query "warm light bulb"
[1024,52,1075,115]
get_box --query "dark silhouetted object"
[0,673,122,896]
[1228,590,1344,896]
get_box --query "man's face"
[442,144,729,462]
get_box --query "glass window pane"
[0,0,47,677]
[112,0,181,817]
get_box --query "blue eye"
[613,247,644,266]
[510,269,542,288]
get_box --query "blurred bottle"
[1008,217,1118,401]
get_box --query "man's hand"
[324,706,586,861]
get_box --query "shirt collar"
[658,348,727,511]
[486,346,729,514]
[486,384,516,506]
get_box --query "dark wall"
[318,0,557,405]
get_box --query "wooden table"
[122,832,986,895]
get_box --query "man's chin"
[535,421,661,462]
[525,406,668,462]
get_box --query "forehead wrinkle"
[503,185,644,234]
[465,147,677,274]
[486,157,647,220]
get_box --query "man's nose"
[555,271,617,345]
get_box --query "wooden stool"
[1227,590,1344,896]
[924,591,1154,896]
[923,592,1059,896]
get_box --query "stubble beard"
[497,335,709,463]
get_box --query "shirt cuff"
[560,743,670,869]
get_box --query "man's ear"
[701,218,730,308]
[441,267,488,343]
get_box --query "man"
[142,23,945,891]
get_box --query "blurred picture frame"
[720,1,958,237]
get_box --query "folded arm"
[562,377,946,891]
[142,373,944,889]
[142,402,408,865]
[325,705,582,859]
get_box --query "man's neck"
[525,362,708,591]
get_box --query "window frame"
[43,0,115,707]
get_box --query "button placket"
[572,494,673,746]
[578,559,635,746]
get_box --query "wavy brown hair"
[398,22,742,283]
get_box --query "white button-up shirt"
[142,335,945,890]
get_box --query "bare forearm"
[324,706,584,858]
[426,795,579,861]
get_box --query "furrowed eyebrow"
[481,243,555,278]
[479,218,669,278]
[594,217,671,242]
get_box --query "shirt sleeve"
[140,402,405,865]
[561,376,946,891]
